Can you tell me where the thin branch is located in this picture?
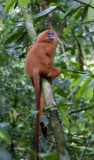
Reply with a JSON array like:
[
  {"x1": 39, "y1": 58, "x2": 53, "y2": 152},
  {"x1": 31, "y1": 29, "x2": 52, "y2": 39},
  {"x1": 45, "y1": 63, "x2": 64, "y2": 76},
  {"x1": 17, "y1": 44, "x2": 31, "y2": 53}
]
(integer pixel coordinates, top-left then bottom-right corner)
[
  {"x1": 71, "y1": 29, "x2": 84, "y2": 71},
  {"x1": 58, "y1": 6, "x2": 65, "y2": 12},
  {"x1": 69, "y1": 106, "x2": 93, "y2": 115},
  {"x1": 17, "y1": 31, "x2": 27, "y2": 42},
  {"x1": 74, "y1": 0, "x2": 94, "y2": 9},
  {"x1": 58, "y1": 38, "x2": 74, "y2": 103},
  {"x1": 68, "y1": 20, "x2": 94, "y2": 26},
  {"x1": 58, "y1": 38, "x2": 69, "y2": 69},
  {"x1": 48, "y1": 138, "x2": 55, "y2": 152}
]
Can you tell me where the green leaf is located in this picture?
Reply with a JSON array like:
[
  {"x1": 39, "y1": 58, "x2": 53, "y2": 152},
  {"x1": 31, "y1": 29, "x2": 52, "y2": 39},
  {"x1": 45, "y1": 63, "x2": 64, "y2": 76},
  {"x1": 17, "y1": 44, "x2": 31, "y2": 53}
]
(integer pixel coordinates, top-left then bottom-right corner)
[
  {"x1": 35, "y1": 6, "x2": 57, "y2": 18},
  {"x1": 83, "y1": 87, "x2": 93, "y2": 100},
  {"x1": 67, "y1": 76, "x2": 85, "y2": 98},
  {"x1": 76, "y1": 76, "x2": 92, "y2": 99},
  {"x1": 87, "y1": 0, "x2": 94, "y2": 20},
  {"x1": 81, "y1": 79, "x2": 94, "y2": 95},
  {"x1": 5, "y1": 0, "x2": 16, "y2": 13},
  {"x1": 13, "y1": 109, "x2": 17, "y2": 121},
  {"x1": 17, "y1": 123, "x2": 24, "y2": 128},
  {"x1": 70, "y1": 78, "x2": 81, "y2": 88},
  {"x1": 17, "y1": 111, "x2": 39, "y2": 128},
  {"x1": 63, "y1": 8, "x2": 81, "y2": 36},
  {"x1": 62, "y1": 7, "x2": 73, "y2": 19},
  {"x1": 60, "y1": 107, "x2": 69, "y2": 128},
  {"x1": 18, "y1": 0, "x2": 29, "y2": 8},
  {"x1": 0, "y1": 128, "x2": 9, "y2": 142},
  {"x1": 39, "y1": 152, "x2": 58, "y2": 160},
  {"x1": 5, "y1": 30, "x2": 24, "y2": 44}
]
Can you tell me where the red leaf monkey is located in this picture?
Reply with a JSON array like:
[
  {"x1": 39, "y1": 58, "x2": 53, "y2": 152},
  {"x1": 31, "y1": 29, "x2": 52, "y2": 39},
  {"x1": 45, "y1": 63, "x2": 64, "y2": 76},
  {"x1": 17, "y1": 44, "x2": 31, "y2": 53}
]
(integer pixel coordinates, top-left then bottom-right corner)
[{"x1": 25, "y1": 29, "x2": 60, "y2": 160}]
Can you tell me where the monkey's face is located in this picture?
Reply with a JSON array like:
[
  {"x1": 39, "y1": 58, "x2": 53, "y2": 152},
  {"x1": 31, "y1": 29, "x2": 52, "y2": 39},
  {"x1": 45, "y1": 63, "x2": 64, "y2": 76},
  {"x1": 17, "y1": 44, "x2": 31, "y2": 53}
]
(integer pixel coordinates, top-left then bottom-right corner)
[
  {"x1": 46, "y1": 32, "x2": 55, "y2": 41},
  {"x1": 37, "y1": 29, "x2": 58, "y2": 44}
]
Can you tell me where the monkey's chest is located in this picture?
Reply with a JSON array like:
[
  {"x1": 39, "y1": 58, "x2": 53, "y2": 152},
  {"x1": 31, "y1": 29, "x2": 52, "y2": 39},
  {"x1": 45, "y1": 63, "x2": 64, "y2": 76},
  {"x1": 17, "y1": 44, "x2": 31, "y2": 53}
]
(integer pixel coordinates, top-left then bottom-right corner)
[{"x1": 31, "y1": 43, "x2": 55, "y2": 65}]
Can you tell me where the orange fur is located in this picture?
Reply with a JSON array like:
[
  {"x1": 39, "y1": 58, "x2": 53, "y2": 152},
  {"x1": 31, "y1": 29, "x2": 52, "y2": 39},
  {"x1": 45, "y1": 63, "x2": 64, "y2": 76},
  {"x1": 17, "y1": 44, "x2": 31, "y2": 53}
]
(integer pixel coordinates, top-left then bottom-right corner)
[{"x1": 25, "y1": 29, "x2": 60, "y2": 160}]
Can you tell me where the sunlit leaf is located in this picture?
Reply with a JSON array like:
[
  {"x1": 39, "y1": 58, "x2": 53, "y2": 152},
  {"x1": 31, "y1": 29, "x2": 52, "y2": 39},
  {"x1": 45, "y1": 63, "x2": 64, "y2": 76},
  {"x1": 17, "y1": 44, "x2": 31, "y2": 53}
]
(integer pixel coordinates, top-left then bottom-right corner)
[
  {"x1": 62, "y1": 7, "x2": 73, "y2": 19},
  {"x1": 87, "y1": 0, "x2": 94, "y2": 20},
  {"x1": 76, "y1": 76, "x2": 92, "y2": 99},
  {"x1": 9, "y1": 111, "x2": 12, "y2": 120},
  {"x1": 67, "y1": 76, "x2": 85, "y2": 98},
  {"x1": 83, "y1": 87, "x2": 93, "y2": 100},
  {"x1": 18, "y1": 0, "x2": 29, "y2": 8},
  {"x1": 17, "y1": 123, "x2": 24, "y2": 128},
  {"x1": 60, "y1": 107, "x2": 69, "y2": 127},
  {"x1": 5, "y1": 0, "x2": 16, "y2": 13},
  {"x1": 0, "y1": 128, "x2": 9, "y2": 142},
  {"x1": 35, "y1": 6, "x2": 57, "y2": 18},
  {"x1": 63, "y1": 8, "x2": 81, "y2": 36},
  {"x1": 39, "y1": 152, "x2": 58, "y2": 160},
  {"x1": 5, "y1": 31, "x2": 24, "y2": 44},
  {"x1": 70, "y1": 78, "x2": 81, "y2": 88},
  {"x1": 13, "y1": 109, "x2": 17, "y2": 121}
]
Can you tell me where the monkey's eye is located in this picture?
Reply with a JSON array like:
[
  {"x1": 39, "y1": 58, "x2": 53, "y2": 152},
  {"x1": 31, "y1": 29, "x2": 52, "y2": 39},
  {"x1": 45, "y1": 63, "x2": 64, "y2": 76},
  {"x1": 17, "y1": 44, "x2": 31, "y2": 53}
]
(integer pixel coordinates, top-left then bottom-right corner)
[
  {"x1": 52, "y1": 33, "x2": 55, "y2": 36},
  {"x1": 47, "y1": 32, "x2": 55, "y2": 38}
]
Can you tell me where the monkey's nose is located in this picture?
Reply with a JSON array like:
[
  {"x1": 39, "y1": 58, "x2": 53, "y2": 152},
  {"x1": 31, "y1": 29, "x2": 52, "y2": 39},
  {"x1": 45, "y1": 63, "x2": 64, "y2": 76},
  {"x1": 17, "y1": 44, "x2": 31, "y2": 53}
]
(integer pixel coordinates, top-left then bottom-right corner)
[{"x1": 50, "y1": 37, "x2": 54, "y2": 40}]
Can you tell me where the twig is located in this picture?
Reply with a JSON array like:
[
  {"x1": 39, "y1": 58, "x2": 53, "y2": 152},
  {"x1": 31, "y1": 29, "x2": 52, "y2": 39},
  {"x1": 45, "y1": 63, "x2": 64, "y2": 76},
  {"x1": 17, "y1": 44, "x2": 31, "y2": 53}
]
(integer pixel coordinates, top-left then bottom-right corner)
[
  {"x1": 68, "y1": 20, "x2": 94, "y2": 26},
  {"x1": 69, "y1": 106, "x2": 93, "y2": 115},
  {"x1": 71, "y1": 29, "x2": 84, "y2": 71},
  {"x1": 48, "y1": 138, "x2": 55, "y2": 152},
  {"x1": 58, "y1": 38, "x2": 69, "y2": 69},
  {"x1": 58, "y1": 38, "x2": 74, "y2": 103},
  {"x1": 74, "y1": 0, "x2": 94, "y2": 9},
  {"x1": 17, "y1": 31, "x2": 27, "y2": 42}
]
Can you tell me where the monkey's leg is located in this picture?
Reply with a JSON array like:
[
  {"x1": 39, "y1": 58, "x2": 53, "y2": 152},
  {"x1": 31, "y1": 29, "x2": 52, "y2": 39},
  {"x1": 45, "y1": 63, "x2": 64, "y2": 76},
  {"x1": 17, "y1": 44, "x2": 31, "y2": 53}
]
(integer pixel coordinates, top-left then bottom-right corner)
[
  {"x1": 48, "y1": 66, "x2": 60, "y2": 79},
  {"x1": 30, "y1": 76, "x2": 34, "y2": 86},
  {"x1": 41, "y1": 66, "x2": 60, "y2": 79}
]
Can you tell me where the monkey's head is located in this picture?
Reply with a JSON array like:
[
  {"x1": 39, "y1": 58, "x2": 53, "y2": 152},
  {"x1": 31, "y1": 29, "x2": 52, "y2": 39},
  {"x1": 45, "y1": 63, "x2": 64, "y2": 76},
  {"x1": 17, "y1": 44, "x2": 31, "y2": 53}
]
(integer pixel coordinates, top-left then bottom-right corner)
[{"x1": 37, "y1": 29, "x2": 58, "y2": 44}]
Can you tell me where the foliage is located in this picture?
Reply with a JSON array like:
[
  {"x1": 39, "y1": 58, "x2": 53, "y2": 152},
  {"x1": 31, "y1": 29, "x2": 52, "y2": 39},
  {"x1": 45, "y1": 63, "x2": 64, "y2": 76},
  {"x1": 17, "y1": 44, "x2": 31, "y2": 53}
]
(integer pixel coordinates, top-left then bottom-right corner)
[{"x1": 0, "y1": 0, "x2": 94, "y2": 160}]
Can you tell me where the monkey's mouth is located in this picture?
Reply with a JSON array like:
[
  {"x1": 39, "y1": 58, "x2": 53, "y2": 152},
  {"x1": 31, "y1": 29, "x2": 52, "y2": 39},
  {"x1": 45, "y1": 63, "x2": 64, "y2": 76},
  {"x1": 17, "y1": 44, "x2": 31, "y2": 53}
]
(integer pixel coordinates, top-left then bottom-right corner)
[
  {"x1": 50, "y1": 37, "x2": 54, "y2": 40},
  {"x1": 48, "y1": 37, "x2": 54, "y2": 41}
]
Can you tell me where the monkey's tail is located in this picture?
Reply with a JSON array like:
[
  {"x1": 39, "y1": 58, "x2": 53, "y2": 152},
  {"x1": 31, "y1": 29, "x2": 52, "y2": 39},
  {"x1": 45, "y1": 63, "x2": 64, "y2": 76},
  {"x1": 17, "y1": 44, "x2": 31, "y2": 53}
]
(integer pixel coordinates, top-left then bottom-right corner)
[{"x1": 33, "y1": 70, "x2": 40, "y2": 160}]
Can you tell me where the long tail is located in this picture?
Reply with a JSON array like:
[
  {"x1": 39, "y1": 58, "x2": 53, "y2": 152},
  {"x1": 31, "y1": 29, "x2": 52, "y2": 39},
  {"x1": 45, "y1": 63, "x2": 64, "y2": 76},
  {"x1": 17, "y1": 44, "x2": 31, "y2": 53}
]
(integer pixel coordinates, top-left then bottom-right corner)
[{"x1": 33, "y1": 70, "x2": 40, "y2": 160}]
